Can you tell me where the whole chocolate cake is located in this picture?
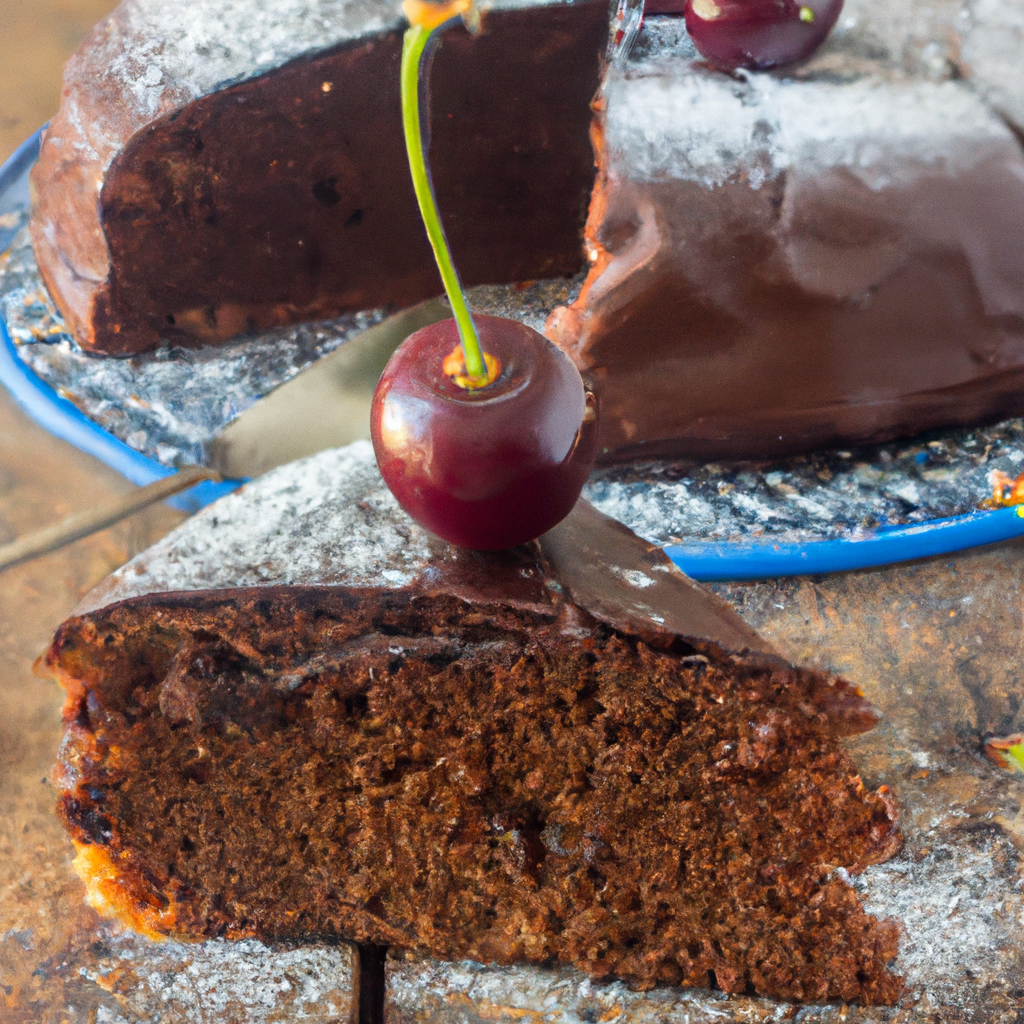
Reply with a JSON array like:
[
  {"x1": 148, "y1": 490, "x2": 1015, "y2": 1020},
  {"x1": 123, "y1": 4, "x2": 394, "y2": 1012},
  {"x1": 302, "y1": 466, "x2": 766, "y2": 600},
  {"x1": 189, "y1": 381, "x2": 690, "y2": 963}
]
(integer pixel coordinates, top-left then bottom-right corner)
[
  {"x1": 27, "y1": 0, "x2": 1024, "y2": 462},
  {"x1": 43, "y1": 442, "x2": 903, "y2": 1004}
]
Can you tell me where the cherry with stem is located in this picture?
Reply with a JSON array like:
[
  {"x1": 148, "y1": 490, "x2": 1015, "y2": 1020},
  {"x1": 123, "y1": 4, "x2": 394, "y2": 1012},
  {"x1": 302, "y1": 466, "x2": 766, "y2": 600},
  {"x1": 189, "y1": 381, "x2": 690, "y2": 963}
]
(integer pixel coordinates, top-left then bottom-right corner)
[{"x1": 371, "y1": 0, "x2": 598, "y2": 551}]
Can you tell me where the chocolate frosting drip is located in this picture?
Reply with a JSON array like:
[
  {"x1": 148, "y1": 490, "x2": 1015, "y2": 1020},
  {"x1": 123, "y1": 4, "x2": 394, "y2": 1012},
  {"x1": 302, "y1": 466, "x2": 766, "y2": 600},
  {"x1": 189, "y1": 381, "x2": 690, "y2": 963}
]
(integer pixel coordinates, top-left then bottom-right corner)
[{"x1": 540, "y1": 499, "x2": 775, "y2": 656}]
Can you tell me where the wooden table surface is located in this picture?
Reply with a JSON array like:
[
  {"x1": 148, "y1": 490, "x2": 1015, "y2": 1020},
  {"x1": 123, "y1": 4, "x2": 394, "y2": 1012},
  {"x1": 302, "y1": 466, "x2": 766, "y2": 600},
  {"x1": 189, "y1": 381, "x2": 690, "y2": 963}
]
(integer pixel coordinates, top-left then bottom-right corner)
[
  {"x1": 1, "y1": 4, "x2": 188, "y2": 1019},
  {"x1": 1, "y1": 3, "x2": 1023, "y2": 1022},
  {"x1": 0, "y1": 0, "x2": 118, "y2": 165}
]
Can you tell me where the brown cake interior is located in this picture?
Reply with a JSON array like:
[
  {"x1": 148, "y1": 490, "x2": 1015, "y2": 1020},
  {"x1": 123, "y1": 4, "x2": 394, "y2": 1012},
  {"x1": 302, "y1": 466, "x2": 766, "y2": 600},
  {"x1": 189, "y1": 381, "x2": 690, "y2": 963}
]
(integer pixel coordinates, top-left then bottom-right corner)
[
  {"x1": 32, "y1": 2, "x2": 606, "y2": 355},
  {"x1": 48, "y1": 585, "x2": 901, "y2": 1004}
]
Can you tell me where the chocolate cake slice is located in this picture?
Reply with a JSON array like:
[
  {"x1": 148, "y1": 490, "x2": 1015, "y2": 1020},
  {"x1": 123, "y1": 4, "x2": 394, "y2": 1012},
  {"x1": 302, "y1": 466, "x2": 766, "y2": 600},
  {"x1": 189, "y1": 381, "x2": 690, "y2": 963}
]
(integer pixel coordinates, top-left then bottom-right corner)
[
  {"x1": 545, "y1": 10, "x2": 1024, "y2": 461},
  {"x1": 43, "y1": 442, "x2": 902, "y2": 1004}
]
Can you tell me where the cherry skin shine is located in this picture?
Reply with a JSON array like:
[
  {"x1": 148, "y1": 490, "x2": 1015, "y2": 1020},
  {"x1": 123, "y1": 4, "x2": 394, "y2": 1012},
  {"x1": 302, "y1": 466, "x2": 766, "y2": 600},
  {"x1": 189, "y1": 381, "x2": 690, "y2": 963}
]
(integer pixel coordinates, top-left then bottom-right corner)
[
  {"x1": 644, "y1": 0, "x2": 844, "y2": 71},
  {"x1": 371, "y1": 315, "x2": 598, "y2": 550},
  {"x1": 683, "y1": 0, "x2": 844, "y2": 70}
]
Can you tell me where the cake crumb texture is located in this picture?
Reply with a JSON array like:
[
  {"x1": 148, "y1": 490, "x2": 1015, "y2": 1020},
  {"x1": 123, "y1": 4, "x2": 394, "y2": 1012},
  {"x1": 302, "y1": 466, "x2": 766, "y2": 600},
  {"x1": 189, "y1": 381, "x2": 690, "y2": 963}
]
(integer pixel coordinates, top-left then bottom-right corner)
[{"x1": 48, "y1": 585, "x2": 901, "y2": 1003}]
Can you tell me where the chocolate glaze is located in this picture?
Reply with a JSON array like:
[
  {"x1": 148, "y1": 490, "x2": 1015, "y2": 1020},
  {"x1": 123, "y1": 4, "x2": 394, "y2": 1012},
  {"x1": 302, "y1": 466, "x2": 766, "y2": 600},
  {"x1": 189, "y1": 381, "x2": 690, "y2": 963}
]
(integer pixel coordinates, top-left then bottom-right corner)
[
  {"x1": 70, "y1": 442, "x2": 774, "y2": 659},
  {"x1": 540, "y1": 499, "x2": 776, "y2": 656},
  {"x1": 31, "y1": 1, "x2": 607, "y2": 355},
  {"x1": 542, "y1": 502, "x2": 883, "y2": 735},
  {"x1": 549, "y1": 103, "x2": 1024, "y2": 462}
]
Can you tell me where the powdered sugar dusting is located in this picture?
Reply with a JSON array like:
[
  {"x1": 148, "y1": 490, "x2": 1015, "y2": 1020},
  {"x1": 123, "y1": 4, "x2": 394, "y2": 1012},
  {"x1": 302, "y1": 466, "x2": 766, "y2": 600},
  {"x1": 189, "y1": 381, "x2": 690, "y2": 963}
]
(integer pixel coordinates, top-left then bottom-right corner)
[
  {"x1": 82, "y1": 934, "x2": 352, "y2": 1022},
  {"x1": 610, "y1": 0, "x2": 1024, "y2": 191},
  {"x1": 98, "y1": 0, "x2": 396, "y2": 120},
  {"x1": 41, "y1": 0, "x2": 578, "y2": 204},
  {"x1": 960, "y1": 0, "x2": 1024, "y2": 134},
  {"x1": 854, "y1": 836, "x2": 1024, "y2": 1008},
  {"x1": 86, "y1": 0, "x2": 577, "y2": 122},
  {"x1": 607, "y1": 66, "x2": 1014, "y2": 188},
  {"x1": 76, "y1": 442, "x2": 434, "y2": 614}
]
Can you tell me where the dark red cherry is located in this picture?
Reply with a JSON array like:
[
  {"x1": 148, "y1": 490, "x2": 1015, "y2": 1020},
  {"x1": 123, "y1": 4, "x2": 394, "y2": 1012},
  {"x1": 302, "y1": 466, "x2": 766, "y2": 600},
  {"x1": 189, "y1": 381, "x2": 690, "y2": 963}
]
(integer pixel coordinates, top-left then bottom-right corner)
[
  {"x1": 647, "y1": 0, "x2": 844, "y2": 71},
  {"x1": 371, "y1": 315, "x2": 598, "y2": 551}
]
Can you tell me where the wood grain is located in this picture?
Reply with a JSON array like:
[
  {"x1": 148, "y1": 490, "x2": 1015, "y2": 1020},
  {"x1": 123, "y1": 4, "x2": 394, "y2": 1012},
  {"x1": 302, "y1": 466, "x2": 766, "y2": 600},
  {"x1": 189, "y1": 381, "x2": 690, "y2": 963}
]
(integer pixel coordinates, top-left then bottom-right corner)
[{"x1": 0, "y1": 0, "x2": 117, "y2": 163}]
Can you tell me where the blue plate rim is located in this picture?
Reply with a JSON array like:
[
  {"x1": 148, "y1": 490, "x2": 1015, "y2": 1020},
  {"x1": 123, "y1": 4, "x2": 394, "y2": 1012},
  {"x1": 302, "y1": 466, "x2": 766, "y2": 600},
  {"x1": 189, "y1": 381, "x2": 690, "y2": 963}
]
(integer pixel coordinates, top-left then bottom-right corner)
[{"x1": 0, "y1": 129, "x2": 240, "y2": 513}]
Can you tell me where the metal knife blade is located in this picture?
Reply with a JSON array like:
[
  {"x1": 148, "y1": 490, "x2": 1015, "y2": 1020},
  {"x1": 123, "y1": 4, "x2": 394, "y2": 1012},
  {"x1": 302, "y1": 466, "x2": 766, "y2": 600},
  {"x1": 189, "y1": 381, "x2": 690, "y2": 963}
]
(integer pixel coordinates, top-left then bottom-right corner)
[{"x1": 208, "y1": 298, "x2": 449, "y2": 479}]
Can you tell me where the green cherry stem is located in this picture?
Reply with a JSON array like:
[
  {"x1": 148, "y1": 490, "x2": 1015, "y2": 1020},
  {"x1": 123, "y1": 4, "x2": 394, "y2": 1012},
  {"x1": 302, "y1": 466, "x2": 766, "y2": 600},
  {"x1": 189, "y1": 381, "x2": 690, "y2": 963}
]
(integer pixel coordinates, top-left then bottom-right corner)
[{"x1": 401, "y1": 18, "x2": 488, "y2": 387}]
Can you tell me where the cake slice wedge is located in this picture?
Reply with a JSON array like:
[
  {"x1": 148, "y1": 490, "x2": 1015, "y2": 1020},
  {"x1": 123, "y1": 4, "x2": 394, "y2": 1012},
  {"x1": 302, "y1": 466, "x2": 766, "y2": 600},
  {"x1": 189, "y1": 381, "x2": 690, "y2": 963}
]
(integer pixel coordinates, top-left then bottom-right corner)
[{"x1": 43, "y1": 442, "x2": 902, "y2": 1003}]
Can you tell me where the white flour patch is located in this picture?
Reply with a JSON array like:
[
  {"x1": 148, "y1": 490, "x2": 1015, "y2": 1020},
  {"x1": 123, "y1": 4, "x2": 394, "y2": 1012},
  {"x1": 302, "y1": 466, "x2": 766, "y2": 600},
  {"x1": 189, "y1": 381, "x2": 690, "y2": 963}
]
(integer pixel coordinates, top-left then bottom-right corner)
[
  {"x1": 77, "y1": 442, "x2": 434, "y2": 613},
  {"x1": 84, "y1": 934, "x2": 352, "y2": 1022},
  {"x1": 854, "y1": 830, "x2": 1024, "y2": 1005},
  {"x1": 607, "y1": 68, "x2": 1013, "y2": 188}
]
